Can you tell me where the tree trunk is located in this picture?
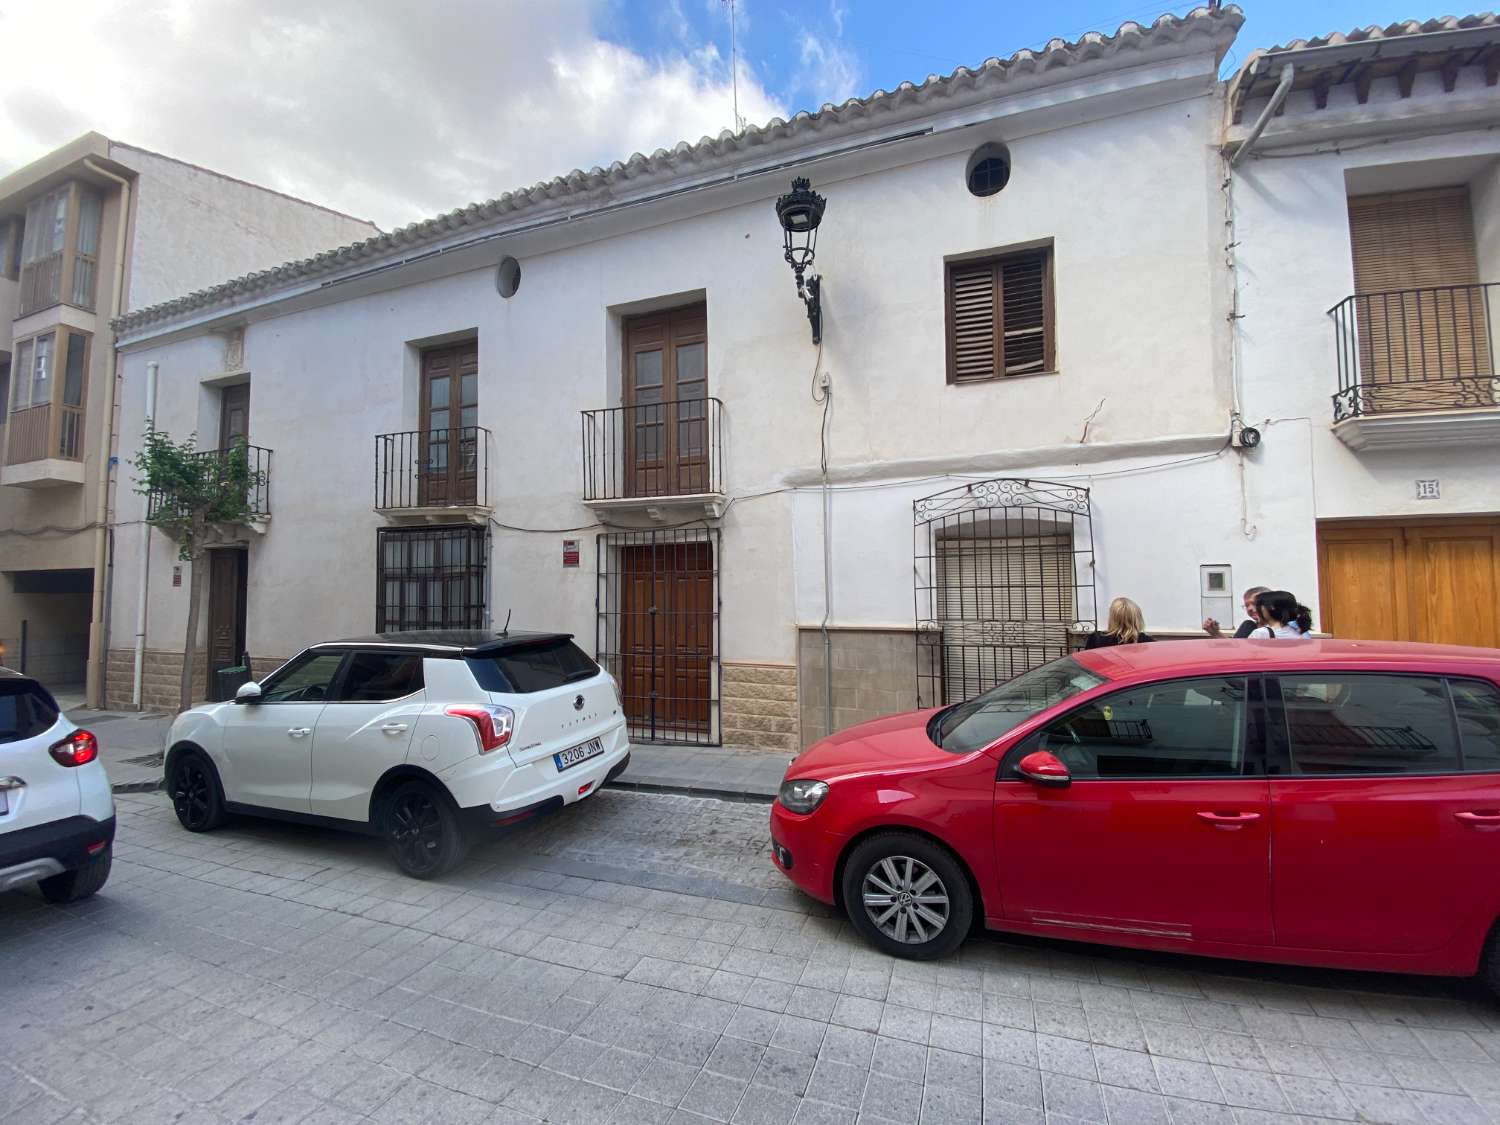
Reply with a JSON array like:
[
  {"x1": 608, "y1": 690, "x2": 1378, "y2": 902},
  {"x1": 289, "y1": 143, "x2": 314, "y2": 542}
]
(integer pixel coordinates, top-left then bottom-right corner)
[{"x1": 180, "y1": 549, "x2": 205, "y2": 713}]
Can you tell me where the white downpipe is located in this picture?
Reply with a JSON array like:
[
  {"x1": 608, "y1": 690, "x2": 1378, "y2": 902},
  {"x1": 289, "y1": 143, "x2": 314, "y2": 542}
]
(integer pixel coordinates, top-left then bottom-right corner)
[
  {"x1": 131, "y1": 361, "x2": 158, "y2": 709},
  {"x1": 1230, "y1": 64, "x2": 1294, "y2": 167}
]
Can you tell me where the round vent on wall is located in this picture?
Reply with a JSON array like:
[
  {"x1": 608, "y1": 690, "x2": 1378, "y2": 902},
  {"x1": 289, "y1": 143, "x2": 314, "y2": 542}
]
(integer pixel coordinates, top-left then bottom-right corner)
[
  {"x1": 496, "y1": 256, "x2": 522, "y2": 298},
  {"x1": 966, "y1": 143, "x2": 1011, "y2": 198}
]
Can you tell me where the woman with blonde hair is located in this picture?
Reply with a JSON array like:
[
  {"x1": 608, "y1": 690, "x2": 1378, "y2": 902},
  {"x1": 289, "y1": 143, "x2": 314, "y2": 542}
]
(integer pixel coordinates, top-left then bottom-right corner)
[{"x1": 1085, "y1": 597, "x2": 1156, "y2": 648}]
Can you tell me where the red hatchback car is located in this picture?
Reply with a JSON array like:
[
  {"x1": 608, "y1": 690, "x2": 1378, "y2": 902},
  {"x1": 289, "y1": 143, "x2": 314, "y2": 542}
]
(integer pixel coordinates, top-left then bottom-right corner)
[{"x1": 770, "y1": 640, "x2": 1500, "y2": 991}]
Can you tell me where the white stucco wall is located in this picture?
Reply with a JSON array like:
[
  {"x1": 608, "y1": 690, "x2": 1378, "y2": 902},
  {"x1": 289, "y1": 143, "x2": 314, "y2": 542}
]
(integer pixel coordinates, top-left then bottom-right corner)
[
  {"x1": 1233, "y1": 121, "x2": 1500, "y2": 544},
  {"x1": 110, "y1": 46, "x2": 1238, "y2": 679},
  {"x1": 111, "y1": 143, "x2": 378, "y2": 313}
]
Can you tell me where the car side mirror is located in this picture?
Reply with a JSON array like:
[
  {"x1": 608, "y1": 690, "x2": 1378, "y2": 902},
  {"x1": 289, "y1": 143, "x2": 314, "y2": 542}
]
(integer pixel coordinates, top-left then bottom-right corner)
[
  {"x1": 1016, "y1": 750, "x2": 1071, "y2": 788},
  {"x1": 235, "y1": 682, "x2": 263, "y2": 704}
]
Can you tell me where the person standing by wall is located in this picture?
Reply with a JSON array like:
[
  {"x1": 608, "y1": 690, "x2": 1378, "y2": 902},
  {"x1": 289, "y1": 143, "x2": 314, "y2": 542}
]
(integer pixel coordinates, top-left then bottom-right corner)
[
  {"x1": 1247, "y1": 590, "x2": 1314, "y2": 639},
  {"x1": 1203, "y1": 586, "x2": 1270, "y2": 639},
  {"x1": 1086, "y1": 597, "x2": 1156, "y2": 648}
]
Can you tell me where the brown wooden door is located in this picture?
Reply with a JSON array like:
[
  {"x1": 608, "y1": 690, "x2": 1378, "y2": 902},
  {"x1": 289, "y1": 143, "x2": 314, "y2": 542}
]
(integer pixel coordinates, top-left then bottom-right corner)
[
  {"x1": 206, "y1": 548, "x2": 248, "y2": 699},
  {"x1": 624, "y1": 304, "x2": 707, "y2": 497},
  {"x1": 1318, "y1": 519, "x2": 1500, "y2": 647},
  {"x1": 617, "y1": 541, "x2": 713, "y2": 735},
  {"x1": 220, "y1": 384, "x2": 250, "y2": 448},
  {"x1": 419, "y1": 344, "x2": 479, "y2": 505},
  {"x1": 1347, "y1": 188, "x2": 1491, "y2": 411}
]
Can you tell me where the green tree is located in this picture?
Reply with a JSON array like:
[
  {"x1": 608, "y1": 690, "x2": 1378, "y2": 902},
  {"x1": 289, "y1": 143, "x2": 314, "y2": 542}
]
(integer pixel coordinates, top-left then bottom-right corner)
[{"x1": 133, "y1": 430, "x2": 264, "y2": 713}]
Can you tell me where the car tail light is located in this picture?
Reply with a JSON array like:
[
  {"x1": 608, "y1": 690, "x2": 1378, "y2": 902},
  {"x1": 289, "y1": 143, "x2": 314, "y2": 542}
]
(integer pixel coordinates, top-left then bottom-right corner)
[
  {"x1": 446, "y1": 705, "x2": 514, "y2": 754},
  {"x1": 50, "y1": 729, "x2": 98, "y2": 767}
]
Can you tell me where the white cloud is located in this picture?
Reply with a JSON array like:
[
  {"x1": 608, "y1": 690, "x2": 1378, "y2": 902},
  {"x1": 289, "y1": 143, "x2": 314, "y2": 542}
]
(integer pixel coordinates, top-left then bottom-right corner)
[
  {"x1": 0, "y1": 0, "x2": 787, "y2": 229},
  {"x1": 798, "y1": 32, "x2": 861, "y2": 106}
]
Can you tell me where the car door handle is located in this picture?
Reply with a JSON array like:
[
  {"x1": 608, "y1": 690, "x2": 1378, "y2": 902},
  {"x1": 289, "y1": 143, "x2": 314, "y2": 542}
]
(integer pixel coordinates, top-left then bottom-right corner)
[
  {"x1": 381, "y1": 723, "x2": 409, "y2": 735},
  {"x1": 1455, "y1": 811, "x2": 1500, "y2": 830},
  {"x1": 287, "y1": 727, "x2": 312, "y2": 738},
  {"x1": 1197, "y1": 811, "x2": 1261, "y2": 830}
]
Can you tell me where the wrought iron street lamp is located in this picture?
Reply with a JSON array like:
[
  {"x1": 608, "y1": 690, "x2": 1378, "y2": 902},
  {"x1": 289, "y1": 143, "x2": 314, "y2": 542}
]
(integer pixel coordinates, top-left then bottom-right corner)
[{"x1": 775, "y1": 177, "x2": 825, "y2": 345}]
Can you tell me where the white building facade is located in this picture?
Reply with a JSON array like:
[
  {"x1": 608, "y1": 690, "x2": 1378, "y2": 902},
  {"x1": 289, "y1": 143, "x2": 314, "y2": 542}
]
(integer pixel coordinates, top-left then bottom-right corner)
[
  {"x1": 1228, "y1": 15, "x2": 1500, "y2": 650},
  {"x1": 107, "y1": 8, "x2": 1270, "y2": 747},
  {"x1": 0, "y1": 134, "x2": 377, "y2": 703}
]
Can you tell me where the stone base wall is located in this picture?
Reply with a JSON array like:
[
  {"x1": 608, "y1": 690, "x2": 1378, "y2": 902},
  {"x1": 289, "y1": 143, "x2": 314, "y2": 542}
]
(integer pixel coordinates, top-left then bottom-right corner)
[
  {"x1": 720, "y1": 662, "x2": 798, "y2": 752},
  {"x1": 798, "y1": 628, "x2": 926, "y2": 748},
  {"x1": 104, "y1": 649, "x2": 292, "y2": 712}
]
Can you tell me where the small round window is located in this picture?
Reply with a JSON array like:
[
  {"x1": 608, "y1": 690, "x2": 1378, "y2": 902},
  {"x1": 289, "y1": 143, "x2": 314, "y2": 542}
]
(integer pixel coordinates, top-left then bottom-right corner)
[
  {"x1": 496, "y1": 256, "x2": 522, "y2": 298},
  {"x1": 966, "y1": 143, "x2": 1011, "y2": 198}
]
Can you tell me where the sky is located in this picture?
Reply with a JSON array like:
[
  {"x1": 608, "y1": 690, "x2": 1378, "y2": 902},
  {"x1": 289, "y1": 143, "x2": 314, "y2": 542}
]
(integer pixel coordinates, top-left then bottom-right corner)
[{"x1": 0, "y1": 0, "x2": 1480, "y2": 230}]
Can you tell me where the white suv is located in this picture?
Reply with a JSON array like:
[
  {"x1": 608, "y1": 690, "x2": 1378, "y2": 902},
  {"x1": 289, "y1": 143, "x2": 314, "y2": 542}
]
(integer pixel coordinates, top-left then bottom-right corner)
[
  {"x1": 0, "y1": 669, "x2": 115, "y2": 901},
  {"x1": 164, "y1": 630, "x2": 630, "y2": 877}
]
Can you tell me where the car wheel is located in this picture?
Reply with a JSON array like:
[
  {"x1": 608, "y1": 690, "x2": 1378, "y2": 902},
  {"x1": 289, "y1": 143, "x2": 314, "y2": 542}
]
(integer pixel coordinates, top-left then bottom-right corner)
[
  {"x1": 840, "y1": 832, "x2": 973, "y2": 960},
  {"x1": 168, "y1": 751, "x2": 227, "y2": 832},
  {"x1": 38, "y1": 844, "x2": 112, "y2": 904},
  {"x1": 384, "y1": 781, "x2": 467, "y2": 879}
]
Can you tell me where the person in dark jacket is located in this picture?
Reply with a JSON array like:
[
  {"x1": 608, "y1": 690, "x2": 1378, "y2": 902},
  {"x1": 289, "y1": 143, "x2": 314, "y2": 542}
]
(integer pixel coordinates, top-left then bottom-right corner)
[
  {"x1": 1203, "y1": 585, "x2": 1270, "y2": 639},
  {"x1": 1086, "y1": 597, "x2": 1155, "y2": 648}
]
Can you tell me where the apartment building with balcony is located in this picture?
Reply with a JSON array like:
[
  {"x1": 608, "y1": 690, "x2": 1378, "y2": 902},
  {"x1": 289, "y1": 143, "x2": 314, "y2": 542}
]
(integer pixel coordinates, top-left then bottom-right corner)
[
  {"x1": 1228, "y1": 15, "x2": 1500, "y2": 649},
  {"x1": 0, "y1": 134, "x2": 376, "y2": 701},
  {"x1": 108, "y1": 6, "x2": 1266, "y2": 743}
]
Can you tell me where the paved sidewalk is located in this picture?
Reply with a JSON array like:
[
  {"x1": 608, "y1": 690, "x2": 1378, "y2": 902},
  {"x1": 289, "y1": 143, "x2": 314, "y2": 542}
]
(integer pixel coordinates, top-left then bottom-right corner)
[{"x1": 68, "y1": 708, "x2": 792, "y2": 800}]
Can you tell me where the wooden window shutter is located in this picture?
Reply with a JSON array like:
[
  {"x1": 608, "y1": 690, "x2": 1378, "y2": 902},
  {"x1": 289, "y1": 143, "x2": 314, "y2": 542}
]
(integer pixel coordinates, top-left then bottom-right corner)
[
  {"x1": 946, "y1": 247, "x2": 1053, "y2": 383},
  {"x1": 1347, "y1": 188, "x2": 1490, "y2": 409}
]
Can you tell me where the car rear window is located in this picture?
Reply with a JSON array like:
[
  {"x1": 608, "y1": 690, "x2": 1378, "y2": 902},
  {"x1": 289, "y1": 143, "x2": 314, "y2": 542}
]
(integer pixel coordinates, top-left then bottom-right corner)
[
  {"x1": 467, "y1": 639, "x2": 600, "y2": 694},
  {"x1": 0, "y1": 680, "x2": 60, "y2": 743}
]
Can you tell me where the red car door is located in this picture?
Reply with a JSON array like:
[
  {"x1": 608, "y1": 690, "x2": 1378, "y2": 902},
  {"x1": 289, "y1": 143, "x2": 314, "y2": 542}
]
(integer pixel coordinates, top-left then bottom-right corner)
[
  {"x1": 994, "y1": 675, "x2": 1274, "y2": 948},
  {"x1": 1268, "y1": 672, "x2": 1500, "y2": 959}
]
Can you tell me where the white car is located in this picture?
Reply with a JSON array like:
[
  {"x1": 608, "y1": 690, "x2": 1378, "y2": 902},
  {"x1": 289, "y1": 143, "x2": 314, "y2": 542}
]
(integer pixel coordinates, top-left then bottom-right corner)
[
  {"x1": 0, "y1": 669, "x2": 115, "y2": 901},
  {"x1": 164, "y1": 630, "x2": 631, "y2": 877}
]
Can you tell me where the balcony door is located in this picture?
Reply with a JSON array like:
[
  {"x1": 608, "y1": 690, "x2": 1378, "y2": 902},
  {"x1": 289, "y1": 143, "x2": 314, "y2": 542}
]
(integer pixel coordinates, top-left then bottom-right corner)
[
  {"x1": 220, "y1": 384, "x2": 249, "y2": 447},
  {"x1": 1348, "y1": 188, "x2": 1493, "y2": 412},
  {"x1": 419, "y1": 344, "x2": 478, "y2": 507},
  {"x1": 624, "y1": 304, "x2": 707, "y2": 498}
]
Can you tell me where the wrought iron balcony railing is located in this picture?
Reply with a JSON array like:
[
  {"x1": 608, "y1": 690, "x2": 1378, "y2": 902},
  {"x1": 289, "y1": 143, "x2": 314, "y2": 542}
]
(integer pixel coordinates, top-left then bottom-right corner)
[
  {"x1": 146, "y1": 443, "x2": 272, "y2": 522},
  {"x1": 375, "y1": 426, "x2": 491, "y2": 511},
  {"x1": 581, "y1": 398, "x2": 723, "y2": 502},
  {"x1": 1329, "y1": 283, "x2": 1499, "y2": 421}
]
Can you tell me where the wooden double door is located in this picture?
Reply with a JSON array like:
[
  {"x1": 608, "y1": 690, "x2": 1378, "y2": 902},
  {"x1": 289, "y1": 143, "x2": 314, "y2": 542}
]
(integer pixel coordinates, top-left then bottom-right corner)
[
  {"x1": 419, "y1": 344, "x2": 479, "y2": 505},
  {"x1": 1318, "y1": 518, "x2": 1500, "y2": 648},
  {"x1": 206, "y1": 548, "x2": 248, "y2": 700},
  {"x1": 624, "y1": 305, "x2": 709, "y2": 497},
  {"x1": 616, "y1": 539, "x2": 714, "y2": 738}
]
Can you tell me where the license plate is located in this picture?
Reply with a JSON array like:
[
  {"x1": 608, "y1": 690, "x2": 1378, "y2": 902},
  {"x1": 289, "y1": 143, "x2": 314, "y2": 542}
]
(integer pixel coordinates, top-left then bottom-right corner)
[{"x1": 554, "y1": 737, "x2": 605, "y2": 772}]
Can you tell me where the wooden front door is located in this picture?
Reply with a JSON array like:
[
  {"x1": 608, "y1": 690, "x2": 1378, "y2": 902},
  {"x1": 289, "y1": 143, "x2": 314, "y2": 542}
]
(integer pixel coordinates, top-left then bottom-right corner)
[
  {"x1": 617, "y1": 540, "x2": 714, "y2": 737},
  {"x1": 1318, "y1": 518, "x2": 1500, "y2": 647},
  {"x1": 205, "y1": 548, "x2": 248, "y2": 700},
  {"x1": 624, "y1": 304, "x2": 708, "y2": 497},
  {"x1": 419, "y1": 344, "x2": 479, "y2": 506},
  {"x1": 220, "y1": 384, "x2": 250, "y2": 448}
]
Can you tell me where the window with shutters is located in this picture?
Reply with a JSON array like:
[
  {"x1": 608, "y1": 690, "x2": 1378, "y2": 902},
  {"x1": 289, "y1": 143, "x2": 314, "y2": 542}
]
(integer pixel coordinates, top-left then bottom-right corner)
[{"x1": 945, "y1": 245, "x2": 1055, "y2": 384}]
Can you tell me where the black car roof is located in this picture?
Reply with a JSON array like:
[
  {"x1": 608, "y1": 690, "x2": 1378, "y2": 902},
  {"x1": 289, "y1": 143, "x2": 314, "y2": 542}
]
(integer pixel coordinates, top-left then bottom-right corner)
[{"x1": 309, "y1": 630, "x2": 574, "y2": 657}]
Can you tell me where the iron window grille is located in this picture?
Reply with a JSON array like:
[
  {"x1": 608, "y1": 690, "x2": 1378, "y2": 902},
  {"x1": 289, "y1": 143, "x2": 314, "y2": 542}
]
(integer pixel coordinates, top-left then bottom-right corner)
[
  {"x1": 376, "y1": 524, "x2": 489, "y2": 632},
  {"x1": 914, "y1": 478, "x2": 1097, "y2": 708},
  {"x1": 596, "y1": 527, "x2": 721, "y2": 746}
]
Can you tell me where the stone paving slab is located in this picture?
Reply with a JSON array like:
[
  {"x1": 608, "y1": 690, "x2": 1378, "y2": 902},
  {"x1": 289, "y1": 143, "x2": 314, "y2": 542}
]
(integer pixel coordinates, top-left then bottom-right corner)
[{"x1": 4, "y1": 788, "x2": 1500, "y2": 1125}]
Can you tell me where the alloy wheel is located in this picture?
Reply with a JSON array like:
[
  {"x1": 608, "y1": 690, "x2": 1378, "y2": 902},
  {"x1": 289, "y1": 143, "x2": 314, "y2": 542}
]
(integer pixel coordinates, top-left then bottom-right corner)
[
  {"x1": 389, "y1": 792, "x2": 443, "y2": 874},
  {"x1": 861, "y1": 855, "x2": 951, "y2": 944},
  {"x1": 172, "y1": 761, "x2": 213, "y2": 830}
]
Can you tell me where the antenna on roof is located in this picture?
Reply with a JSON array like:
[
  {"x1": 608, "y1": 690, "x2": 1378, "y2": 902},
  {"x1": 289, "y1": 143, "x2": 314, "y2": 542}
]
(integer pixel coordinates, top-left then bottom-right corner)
[
  {"x1": 721, "y1": 0, "x2": 745, "y2": 132},
  {"x1": 500, "y1": 609, "x2": 511, "y2": 636}
]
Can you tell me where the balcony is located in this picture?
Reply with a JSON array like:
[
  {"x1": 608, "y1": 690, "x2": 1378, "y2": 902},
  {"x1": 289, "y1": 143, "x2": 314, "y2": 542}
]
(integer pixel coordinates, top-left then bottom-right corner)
[
  {"x1": 375, "y1": 427, "x2": 492, "y2": 524},
  {"x1": 1329, "y1": 283, "x2": 1500, "y2": 451},
  {"x1": 146, "y1": 444, "x2": 272, "y2": 541},
  {"x1": 581, "y1": 398, "x2": 725, "y2": 520},
  {"x1": 3, "y1": 403, "x2": 85, "y2": 488}
]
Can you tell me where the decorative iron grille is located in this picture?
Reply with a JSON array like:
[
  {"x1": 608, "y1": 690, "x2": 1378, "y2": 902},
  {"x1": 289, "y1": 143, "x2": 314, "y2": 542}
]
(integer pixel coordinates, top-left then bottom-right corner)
[
  {"x1": 596, "y1": 527, "x2": 721, "y2": 746},
  {"x1": 581, "y1": 399, "x2": 724, "y2": 501},
  {"x1": 376, "y1": 525, "x2": 489, "y2": 632},
  {"x1": 914, "y1": 478, "x2": 1096, "y2": 707},
  {"x1": 375, "y1": 426, "x2": 491, "y2": 510}
]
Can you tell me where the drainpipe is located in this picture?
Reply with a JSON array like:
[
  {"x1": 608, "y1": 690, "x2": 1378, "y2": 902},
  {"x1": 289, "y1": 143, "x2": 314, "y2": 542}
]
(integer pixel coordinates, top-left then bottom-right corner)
[
  {"x1": 131, "y1": 361, "x2": 158, "y2": 709},
  {"x1": 1231, "y1": 64, "x2": 1294, "y2": 167},
  {"x1": 818, "y1": 379, "x2": 834, "y2": 740},
  {"x1": 82, "y1": 157, "x2": 132, "y2": 709}
]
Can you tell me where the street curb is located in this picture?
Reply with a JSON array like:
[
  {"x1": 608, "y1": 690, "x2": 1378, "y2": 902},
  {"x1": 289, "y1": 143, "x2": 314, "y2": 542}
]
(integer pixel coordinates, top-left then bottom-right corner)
[
  {"x1": 112, "y1": 779, "x2": 164, "y2": 794},
  {"x1": 604, "y1": 778, "x2": 775, "y2": 804}
]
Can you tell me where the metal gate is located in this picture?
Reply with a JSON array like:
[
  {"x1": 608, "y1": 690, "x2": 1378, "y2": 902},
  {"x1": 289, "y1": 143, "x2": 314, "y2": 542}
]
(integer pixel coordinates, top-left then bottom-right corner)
[
  {"x1": 914, "y1": 478, "x2": 1096, "y2": 707},
  {"x1": 596, "y1": 527, "x2": 721, "y2": 745}
]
